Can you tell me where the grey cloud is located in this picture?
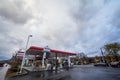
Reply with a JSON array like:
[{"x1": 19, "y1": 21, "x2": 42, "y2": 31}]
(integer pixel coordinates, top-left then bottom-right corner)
[
  {"x1": 71, "y1": 0, "x2": 105, "y2": 22},
  {"x1": 38, "y1": 0, "x2": 120, "y2": 56},
  {"x1": 111, "y1": 9, "x2": 120, "y2": 28},
  {"x1": 0, "y1": 33, "x2": 25, "y2": 59},
  {"x1": 0, "y1": 19, "x2": 26, "y2": 59},
  {"x1": 0, "y1": 0, "x2": 32, "y2": 24},
  {"x1": 0, "y1": 0, "x2": 120, "y2": 59}
]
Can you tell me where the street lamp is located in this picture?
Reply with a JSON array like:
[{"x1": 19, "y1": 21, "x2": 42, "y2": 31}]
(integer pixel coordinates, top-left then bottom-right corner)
[{"x1": 20, "y1": 35, "x2": 32, "y2": 73}]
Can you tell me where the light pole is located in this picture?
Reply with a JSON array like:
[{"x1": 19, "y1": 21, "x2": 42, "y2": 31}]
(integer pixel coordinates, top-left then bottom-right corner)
[{"x1": 20, "y1": 35, "x2": 32, "y2": 73}]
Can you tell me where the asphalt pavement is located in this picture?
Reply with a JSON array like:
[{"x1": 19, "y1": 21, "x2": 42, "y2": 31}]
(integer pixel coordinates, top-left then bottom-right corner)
[
  {"x1": 6, "y1": 65, "x2": 120, "y2": 80},
  {"x1": 65, "y1": 65, "x2": 120, "y2": 80}
]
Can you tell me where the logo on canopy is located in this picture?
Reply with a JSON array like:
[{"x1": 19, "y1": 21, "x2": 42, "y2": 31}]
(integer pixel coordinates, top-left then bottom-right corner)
[{"x1": 44, "y1": 46, "x2": 50, "y2": 52}]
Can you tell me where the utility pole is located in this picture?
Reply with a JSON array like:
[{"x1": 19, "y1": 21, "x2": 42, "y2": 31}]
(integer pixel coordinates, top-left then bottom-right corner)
[{"x1": 100, "y1": 48, "x2": 105, "y2": 62}]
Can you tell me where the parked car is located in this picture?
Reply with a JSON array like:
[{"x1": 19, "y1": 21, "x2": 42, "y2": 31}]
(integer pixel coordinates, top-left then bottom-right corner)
[
  {"x1": 77, "y1": 61, "x2": 81, "y2": 65},
  {"x1": 110, "y1": 62, "x2": 120, "y2": 68},
  {"x1": 94, "y1": 62, "x2": 108, "y2": 67},
  {"x1": 0, "y1": 62, "x2": 4, "y2": 67},
  {"x1": 74, "y1": 61, "x2": 81, "y2": 65}
]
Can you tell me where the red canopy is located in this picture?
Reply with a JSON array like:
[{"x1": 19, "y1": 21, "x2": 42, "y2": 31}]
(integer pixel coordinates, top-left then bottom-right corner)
[
  {"x1": 28, "y1": 46, "x2": 76, "y2": 55},
  {"x1": 29, "y1": 46, "x2": 44, "y2": 51}
]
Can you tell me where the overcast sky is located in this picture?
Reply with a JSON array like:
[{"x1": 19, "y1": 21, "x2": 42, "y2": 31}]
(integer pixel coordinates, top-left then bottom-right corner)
[{"x1": 0, "y1": 0, "x2": 120, "y2": 59}]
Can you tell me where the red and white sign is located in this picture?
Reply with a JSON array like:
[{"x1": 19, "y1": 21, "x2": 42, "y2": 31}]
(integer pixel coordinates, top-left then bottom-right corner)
[{"x1": 16, "y1": 51, "x2": 25, "y2": 59}]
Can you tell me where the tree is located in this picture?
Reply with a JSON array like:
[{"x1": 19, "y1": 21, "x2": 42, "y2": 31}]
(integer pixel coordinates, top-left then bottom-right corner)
[
  {"x1": 104, "y1": 42, "x2": 120, "y2": 62},
  {"x1": 77, "y1": 52, "x2": 88, "y2": 64},
  {"x1": 104, "y1": 42, "x2": 120, "y2": 54}
]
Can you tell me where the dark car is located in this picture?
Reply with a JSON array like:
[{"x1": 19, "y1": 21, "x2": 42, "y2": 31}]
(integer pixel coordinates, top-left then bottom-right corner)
[
  {"x1": 0, "y1": 62, "x2": 4, "y2": 67},
  {"x1": 94, "y1": 62, "x2": 108, "y2": 67},
  {"x1": 77, "y1": 61, "x2": 81, "y2": 65},
  {"x1": 110, "y1": 62, "x2": 120, "y2": 68}
]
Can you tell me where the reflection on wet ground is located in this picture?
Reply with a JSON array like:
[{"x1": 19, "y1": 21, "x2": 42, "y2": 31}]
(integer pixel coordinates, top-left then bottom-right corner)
[
  {"x1": 6, "y1": 65, "x2": 120, "y2": 80},
  {"x1": 65, "y1": 65, "x2": 120, "y2": 80},
  {"x1": 7, "y1": 70, "x2": 64, "y2": 80}
]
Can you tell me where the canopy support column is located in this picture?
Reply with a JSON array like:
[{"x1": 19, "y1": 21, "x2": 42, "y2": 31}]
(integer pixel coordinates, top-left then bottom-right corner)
[
  {"x1": 68, "y1": 56, "x2": 71, "y2": 67},
  {"x1": 42, "y1": 46, "x2": 50, "y2": 69},
  {"x1": 42, "y1": 52, "x2": 46, "y2": 68}
]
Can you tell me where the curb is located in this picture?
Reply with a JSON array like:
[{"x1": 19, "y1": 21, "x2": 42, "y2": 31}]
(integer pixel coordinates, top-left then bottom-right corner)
[{"x1": 5, "y1": 69, "x2": 28, "y2": 79}]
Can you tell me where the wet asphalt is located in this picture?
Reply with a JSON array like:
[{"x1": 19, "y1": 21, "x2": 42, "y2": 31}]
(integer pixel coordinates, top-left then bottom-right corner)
[
  {"x1": 6, "y1": 65, "x2": 120, "y2": 80},
  {"x1": 65, "y1": 65, "x2": 120, "y2": 80}
]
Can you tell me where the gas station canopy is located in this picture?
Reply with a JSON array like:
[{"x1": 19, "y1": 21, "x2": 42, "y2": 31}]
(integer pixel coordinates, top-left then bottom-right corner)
[{"x1": 27, "y1": 46, "x2": 76, "y2": 55}]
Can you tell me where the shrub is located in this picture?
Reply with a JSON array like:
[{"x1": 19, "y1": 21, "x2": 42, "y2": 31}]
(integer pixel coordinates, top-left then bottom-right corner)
[{"x1": 10, "y1": 65, "x2": 19, "y2": 72}]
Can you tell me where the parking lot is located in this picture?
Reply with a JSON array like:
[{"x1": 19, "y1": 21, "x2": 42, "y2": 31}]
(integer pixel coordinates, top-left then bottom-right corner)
[
  {"x1": 6, "y1": 65, "x2": 120, "y2": 80},
  {"x1": 65, "y1": 65, "x2": 120, "y2": 80}
]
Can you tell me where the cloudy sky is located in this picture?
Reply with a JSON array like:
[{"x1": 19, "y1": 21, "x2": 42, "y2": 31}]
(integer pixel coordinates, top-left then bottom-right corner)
[{"x1": 0, "y1": 0, "x2": 120, "y2": 59}]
